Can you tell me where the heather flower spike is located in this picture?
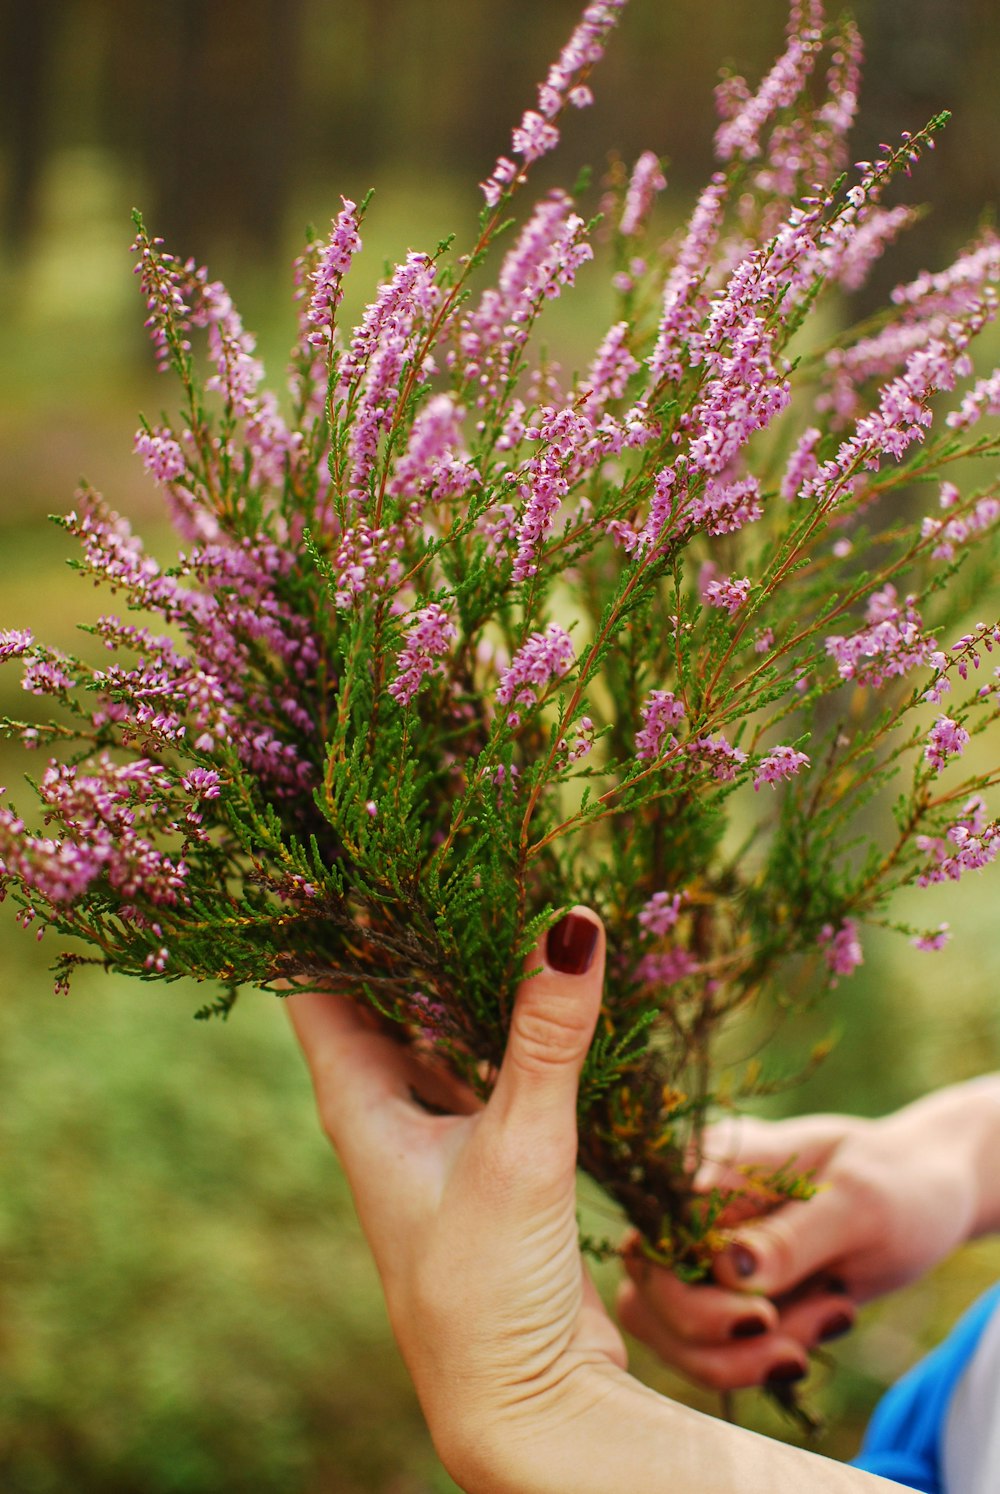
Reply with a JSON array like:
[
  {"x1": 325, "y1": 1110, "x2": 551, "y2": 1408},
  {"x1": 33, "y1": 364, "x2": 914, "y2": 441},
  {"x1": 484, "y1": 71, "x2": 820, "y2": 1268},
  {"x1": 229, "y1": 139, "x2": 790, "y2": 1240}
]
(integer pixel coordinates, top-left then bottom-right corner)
[{"x1": 6, "y1": 0, "x2": 1000, "y2": 1290}]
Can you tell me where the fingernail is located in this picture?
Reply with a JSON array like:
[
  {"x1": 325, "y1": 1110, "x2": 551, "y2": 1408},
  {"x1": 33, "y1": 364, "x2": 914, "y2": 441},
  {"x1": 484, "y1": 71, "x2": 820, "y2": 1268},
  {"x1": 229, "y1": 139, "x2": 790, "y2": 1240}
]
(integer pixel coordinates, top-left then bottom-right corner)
[
  {"x1": 727, "y1": 1243, "x2": 758, "y2": 1279},
  {"x1": 731, "y1": 1316, "x2": 768, "y2": 1340},
  {"x1": 546, "y1": 913, "x2": 599, "y2": 975},
  {"x1": 765, "y1": 1361, "x2": 807, "y2": 1387},
  {"x1": 818, "y1": 1312, "x2": 854, "y2": 1343}
]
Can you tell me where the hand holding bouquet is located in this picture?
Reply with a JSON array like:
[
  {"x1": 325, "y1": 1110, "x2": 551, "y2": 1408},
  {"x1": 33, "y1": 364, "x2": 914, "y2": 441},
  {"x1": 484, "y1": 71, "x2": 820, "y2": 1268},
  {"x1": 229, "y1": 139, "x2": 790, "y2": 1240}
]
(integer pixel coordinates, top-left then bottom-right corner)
[{"x1": 4, "y1": 0, "x2": 1000, "y2": 1273}]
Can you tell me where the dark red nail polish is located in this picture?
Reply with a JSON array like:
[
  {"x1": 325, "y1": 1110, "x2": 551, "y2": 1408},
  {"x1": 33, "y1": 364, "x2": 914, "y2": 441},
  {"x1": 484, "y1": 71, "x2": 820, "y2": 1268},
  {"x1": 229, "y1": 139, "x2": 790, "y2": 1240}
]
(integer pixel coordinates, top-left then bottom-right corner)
[
  {"x1": 819, "y1": 1312, "x2": 854, "y2": 1343},
  {"x1": 731, "y1": 1316, "x2": 768, "y2": 1340},
  {"x1": 765, "y1": 1361, "x2": 807, "y2": 1387},
  {"x1": 546, "y1": 913, "x2": 599, "y2": 975},
  {"x1": 729, "y1": 1243, "x2": 757, "y2": 1279}
]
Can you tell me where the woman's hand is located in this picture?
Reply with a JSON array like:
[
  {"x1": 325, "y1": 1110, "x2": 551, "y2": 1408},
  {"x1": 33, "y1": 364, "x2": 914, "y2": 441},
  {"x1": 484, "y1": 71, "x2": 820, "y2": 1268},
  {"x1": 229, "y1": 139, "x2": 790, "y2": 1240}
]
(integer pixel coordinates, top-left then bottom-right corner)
[
  {"x1": 290, "y1": 910, "x2": 911, "y2": 1493},
  {"x1": 617, "y1": 1078, "x2": 1000, "y2": 1392},
  {"x1": 288, "y1": 909, "x2": 627, "y2": 1488}
]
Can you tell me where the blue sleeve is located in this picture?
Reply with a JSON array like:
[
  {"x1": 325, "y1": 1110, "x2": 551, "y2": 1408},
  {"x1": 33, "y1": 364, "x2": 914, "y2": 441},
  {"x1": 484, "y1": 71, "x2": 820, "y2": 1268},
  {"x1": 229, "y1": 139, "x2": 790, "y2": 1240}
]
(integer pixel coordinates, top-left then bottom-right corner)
[{"x1": 850, "y1": 1283, "x2": 1000, "y2": 1493}]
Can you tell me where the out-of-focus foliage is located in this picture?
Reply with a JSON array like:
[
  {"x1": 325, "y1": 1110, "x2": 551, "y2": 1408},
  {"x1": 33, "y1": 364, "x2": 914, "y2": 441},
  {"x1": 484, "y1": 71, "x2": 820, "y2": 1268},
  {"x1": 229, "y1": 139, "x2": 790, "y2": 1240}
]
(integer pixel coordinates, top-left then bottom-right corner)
[{"x1": 3, "y1": 1, "x2": 1000, "y2": 1489}]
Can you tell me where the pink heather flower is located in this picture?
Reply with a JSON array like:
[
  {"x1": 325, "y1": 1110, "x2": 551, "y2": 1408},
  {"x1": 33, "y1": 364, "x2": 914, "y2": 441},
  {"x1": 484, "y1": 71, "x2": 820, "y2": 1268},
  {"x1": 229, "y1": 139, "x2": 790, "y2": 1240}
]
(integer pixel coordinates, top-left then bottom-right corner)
[
  {"x1": 714, "y1": 0, "x2": 823, "y2": 163},
  {"x1": 690, "y1": 476, "x2": 764, "y2": 537},
  {"x1": 306, "y1": 197, "x2": 363, "y2": 348},
  {"x1": 583, "y1": 321, "x2": 639, "y2": 415},
  {"x1": 638, "y1": 890, "x2": 682, "y2": 938},
  {"x1": 925, "y1": 715, "x2": 970, "y2": 773},
  {"x1": 754, "y1": 745, "x2": 810, "y2": 790},
  {"x1": 22, "y1": 657, "x2": 76, "y2": 696},
  {"x1": 825, "y1": 584, "x2": 933, "y2": 688},
  {"x1": 818, "y1": 918, "x2": 863, "y2": 982},
  {"x1": 389, "y1": 393, "x2": 480, "y2": 504},
  {"x1": 496, "y1": 624, "x2": 575, "y2": 712},
  {"x1": 703, "y1": 576, "x2": 751, "y2": 616},
  {"x1": 687, "y1": 734, "x2": 748, "y2": 781},
  {"x1": 512, "y1": 110, "x2": 561, "y2": 164},
  {"x1": 917, "y1": 797, "x2": 1000, "y2": 887},
  {"x1": 620, "y1": 151, "x2": 667, "y2": 237},
  {"x1": 511, "y1": 404, "x2": 600, "y2": 581},
  {"x1": 388, "y1": 603, "x2": 458, "y2": 707},
  {"x1": 780, "y1": 426, "x2": 822, "y2": 500},
  {"x1": 912, "y1": 923, "x2": 950, "y2": 952},
  {"x1": 181, "y1": 768, "x2": 221, "y2": 799},
  {"x1": 134, "y1": 427, "x2": 185, "y2": 485},
  {"x1": 634, "y1": 948, "x2": 697, "y2": 987},
  {"x1": 947, "y1": 366, "x2": 1000, "y2": 431},
  {"x1": 131, "y1": 229, "x2": 192, "y2": 373},
  {"x1": 0, "y1": 629, "x2": 33, "y2": 661},
  {"x1": 635, "y1": 690, "x2": 685, "y2": 761},
  {"x1": 649, "y1": 173, "x2": 728, "y2": 384},
  {"x1": 754, "y1": 627, "x2": 775, "y2": 654}
]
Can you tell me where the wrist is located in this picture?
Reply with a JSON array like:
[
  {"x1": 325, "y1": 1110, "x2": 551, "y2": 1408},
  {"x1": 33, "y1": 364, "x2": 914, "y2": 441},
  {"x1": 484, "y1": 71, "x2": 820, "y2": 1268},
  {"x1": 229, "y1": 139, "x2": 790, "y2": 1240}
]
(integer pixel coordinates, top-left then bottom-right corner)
[{"x1": 434, "y1": 1363, "x2": 909, "y2": 1493}]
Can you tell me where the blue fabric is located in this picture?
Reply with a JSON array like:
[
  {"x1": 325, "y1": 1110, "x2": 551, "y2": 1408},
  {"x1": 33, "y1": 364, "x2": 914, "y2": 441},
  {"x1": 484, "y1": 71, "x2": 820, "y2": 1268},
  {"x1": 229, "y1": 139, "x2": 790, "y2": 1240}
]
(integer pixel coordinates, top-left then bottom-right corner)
[{"x1": 850, "y1": 1283, "x2": 1000, "y2": 1492}]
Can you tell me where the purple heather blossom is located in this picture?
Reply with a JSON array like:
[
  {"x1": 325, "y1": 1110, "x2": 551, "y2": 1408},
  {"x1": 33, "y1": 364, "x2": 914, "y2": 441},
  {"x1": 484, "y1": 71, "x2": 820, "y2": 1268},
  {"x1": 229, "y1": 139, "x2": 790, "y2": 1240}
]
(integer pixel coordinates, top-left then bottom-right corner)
[
  {"x1": 511, "y1": 405, "x2": 601, "y2": 580},
  {"x1": 635, "y1": 690, "x2": 685, "y2": 761},
  {"x1": 638, "y1": 890, "x2": 683, "y2": 937},
  {"x1": 947, "y1": 367, "x2": 1000, "y2": 431},
  {"x1": 818, "y1": 918, "x2": 863, "y2": 982},
  {"x1": 780, "y1": 426, "x2": 822, "y2": 500},
  {"x1": 134, "y1": 427, "x2": 186, "y2": 485},
  {"x1": 648, "y1": 173, "x2": 728, "y2": 385},
  {"x1": 917, "y1": 797, "x2": 1000, "y2": 886},
  {"x1": 925, "y1": 715, "x2": 970, "y2": 773},
  {"x1": 389, "y1": 394, "x2": 480, "y2": 504},
  {"x1": 714, "y1": 0, "x2": 823, "y2": 163},
  {"x1": 181, "y1": 768, "x2": 221, "y2": 799},
  {"x1": 131, "y1": 229, "x2": 192, "y2": 372},
  {"x1": 496, "y1": 625, "x2": 575, "y2": 715},
  {"x1": 922, "y1": 495, "x2": 1000, "y2": 563},
  {"x1": 703, "y1": 575, "x2": 751, "y2": 616},
  {"x1": 512, "y1": 111, "x2": 561, "y2": 164},
  {"x1": 481, "y1": 0, "x2": 628, "y2": 202},
  {"x1": 754, "y1": 745, "x2": 810, "y2": 790},
  {"x1": 635, "y1": 947, "x2": 697, "y2": 987},
  {"x1": 306, "y1": 198, "x2": 363, "y2": 348},
  {"x1": 687, "y1": 733, "x2": 748, "y2": 781},
  {"x1": 620, "y1": 152, "x2": 667, "y2": 237},
  {"x1": 912, "y1": 923, "x2": 950, "y2": 952},
  {"x1": 455, "y1": 194, "x2": 591, "y2": 416},
  {"x1": 691, "y1": 475, "x2": 764, "y2": 537},
  {"x1": 0, "y1": 629, "x2": 33, "y2": 661},
  {"x1": 582, "y1": 321, "x2": 639, "y2": 416},
  {"x1": 0, "y1": 756, "x2": 189, "y2": 909},
  {"x1": 825, "y1": 583, "x2": 934, "y2": 688},
  {"x1": 388, "y1": 603, "x2": 458, "y2": 707}
]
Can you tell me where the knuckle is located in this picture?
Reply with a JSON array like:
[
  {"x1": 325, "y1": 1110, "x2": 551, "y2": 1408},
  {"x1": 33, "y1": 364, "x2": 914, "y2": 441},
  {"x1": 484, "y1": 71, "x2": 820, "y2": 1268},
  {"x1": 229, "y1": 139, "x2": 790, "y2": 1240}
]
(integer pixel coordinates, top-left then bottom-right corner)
[{"x1": 511, "y1": 998, "x2": 592, "y2": 1074}]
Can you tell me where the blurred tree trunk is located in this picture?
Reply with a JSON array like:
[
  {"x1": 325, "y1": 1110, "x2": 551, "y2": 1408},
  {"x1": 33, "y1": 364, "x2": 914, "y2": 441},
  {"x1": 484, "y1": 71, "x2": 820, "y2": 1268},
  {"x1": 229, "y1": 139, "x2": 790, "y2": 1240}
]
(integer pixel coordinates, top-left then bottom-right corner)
[
  {"x1": 0, "y1": 0, "x2": 55, "y2": 252},
  {"x1": 107, "y1": 0, "x2": 304, "y2": 265}
]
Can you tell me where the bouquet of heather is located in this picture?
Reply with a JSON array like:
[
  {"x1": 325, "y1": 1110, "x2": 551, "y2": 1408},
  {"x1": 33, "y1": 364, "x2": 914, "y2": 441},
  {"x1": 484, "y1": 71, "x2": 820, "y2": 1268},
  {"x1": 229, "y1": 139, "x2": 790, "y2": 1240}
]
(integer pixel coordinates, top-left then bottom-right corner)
[{"x1": 4, "y1": 0, "x2": 1000, "y2": 1273}]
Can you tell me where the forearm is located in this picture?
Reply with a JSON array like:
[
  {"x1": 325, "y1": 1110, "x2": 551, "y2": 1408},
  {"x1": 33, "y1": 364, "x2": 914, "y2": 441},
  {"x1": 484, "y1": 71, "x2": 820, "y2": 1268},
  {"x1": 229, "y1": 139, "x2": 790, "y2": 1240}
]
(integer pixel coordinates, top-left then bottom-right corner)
[
  {"x1": 438, "y1": 1367, "x2": 909, "y2": 1494},
  {"x1": 892, "y1": 1073, "x2": 1000, "y2": 1238}
]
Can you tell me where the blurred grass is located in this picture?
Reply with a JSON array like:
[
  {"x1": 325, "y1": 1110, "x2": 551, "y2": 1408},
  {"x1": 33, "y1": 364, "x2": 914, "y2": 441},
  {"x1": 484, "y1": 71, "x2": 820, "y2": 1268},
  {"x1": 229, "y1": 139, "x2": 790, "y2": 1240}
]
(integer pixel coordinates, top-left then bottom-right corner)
[{"x1": 3, "y1": 145, "x2": 1000, "y2": 1491}]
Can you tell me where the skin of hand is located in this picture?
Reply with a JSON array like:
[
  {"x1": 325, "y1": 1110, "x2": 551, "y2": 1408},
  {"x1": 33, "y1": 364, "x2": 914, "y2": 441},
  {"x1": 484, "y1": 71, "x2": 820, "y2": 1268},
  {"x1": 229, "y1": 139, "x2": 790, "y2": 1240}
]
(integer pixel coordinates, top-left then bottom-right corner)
[
  {"x1": 617, "y1": 1077, "x2": 1000, "y2": 1393},
  {"x1": 289, "y1": 909, "x2": 911, "y2": 1494},
  {"x1": 288, "y1": 907, "x2": 630, "y2": 1487}
]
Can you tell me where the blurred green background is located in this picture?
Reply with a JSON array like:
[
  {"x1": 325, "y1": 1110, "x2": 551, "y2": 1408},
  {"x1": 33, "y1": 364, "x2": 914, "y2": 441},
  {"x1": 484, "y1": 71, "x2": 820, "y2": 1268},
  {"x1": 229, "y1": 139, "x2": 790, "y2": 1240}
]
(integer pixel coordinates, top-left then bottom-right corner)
[{"x1": 3, "y1": 1, "x2": 1000, "y2": 1489}]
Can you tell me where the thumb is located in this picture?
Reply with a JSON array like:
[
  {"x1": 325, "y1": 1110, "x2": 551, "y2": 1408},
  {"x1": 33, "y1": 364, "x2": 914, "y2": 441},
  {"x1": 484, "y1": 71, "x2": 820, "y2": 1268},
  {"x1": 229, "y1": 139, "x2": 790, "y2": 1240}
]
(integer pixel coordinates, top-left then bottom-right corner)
[
  {"x1": 713, "y1": 1183, "x2": 862, "y2": 1297},
  {"x1": 489, "y1": 907, "x2": 605, "y2": 1141}
]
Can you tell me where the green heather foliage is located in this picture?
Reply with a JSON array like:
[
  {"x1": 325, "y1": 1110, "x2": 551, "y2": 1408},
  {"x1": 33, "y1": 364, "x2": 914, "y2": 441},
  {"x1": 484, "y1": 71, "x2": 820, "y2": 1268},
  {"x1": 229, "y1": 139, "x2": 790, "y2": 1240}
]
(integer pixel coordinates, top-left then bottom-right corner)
[{"x1": 4, "y1": 0, "x2": 1000, "y2": 1272}]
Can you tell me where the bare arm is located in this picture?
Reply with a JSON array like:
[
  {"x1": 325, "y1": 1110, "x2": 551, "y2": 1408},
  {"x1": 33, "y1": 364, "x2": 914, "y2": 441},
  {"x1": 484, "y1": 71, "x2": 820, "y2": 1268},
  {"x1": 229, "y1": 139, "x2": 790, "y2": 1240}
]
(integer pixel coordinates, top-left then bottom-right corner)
[{"x1": 288, "y1": 910, "x2": 908, "y2": 1493}]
